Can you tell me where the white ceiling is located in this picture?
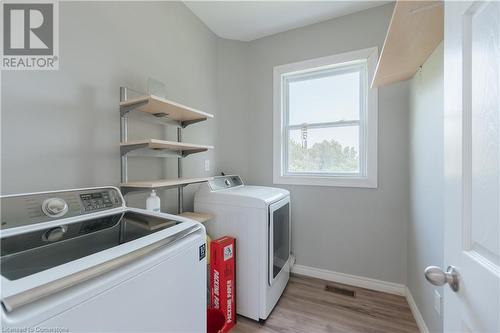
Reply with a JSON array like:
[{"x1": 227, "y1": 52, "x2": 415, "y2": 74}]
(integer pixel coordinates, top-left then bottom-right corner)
[{"x1": 184, "y1": 1, "x2": 391, "y2": 42}]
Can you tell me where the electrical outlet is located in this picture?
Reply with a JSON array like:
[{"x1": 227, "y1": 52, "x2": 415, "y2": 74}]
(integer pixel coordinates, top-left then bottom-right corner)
[
  {"x1": 434, "y1": 289, "x2": 441, "y2": 315},
  {"x1": 204, "y1": 160, "x2": 210, "y2": 172}
]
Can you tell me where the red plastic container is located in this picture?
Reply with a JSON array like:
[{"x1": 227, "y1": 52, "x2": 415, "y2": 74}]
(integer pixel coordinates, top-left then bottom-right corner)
[
  {"x1": 207, "y1": 308, "x2": 230, "y2": 333},
  {"x1": 209, "y1": 236, "x2": 236, "y2": 332}
]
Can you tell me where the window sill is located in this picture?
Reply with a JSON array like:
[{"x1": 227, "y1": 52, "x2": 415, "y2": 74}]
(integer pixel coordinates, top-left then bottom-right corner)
[{"x1": 273, "y1": 175, "x2": 378, "y2": 188}]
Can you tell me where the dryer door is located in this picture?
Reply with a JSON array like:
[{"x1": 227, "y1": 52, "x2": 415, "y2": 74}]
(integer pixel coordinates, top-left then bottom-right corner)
[{"x1": 268, "y1": 197, "x2": 290, "y2": 285}]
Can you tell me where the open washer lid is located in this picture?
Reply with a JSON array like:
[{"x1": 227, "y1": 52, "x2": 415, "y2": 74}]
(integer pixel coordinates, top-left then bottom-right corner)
[{"x1": 0, "y1": 187, "x2": 203, "y2": 313}]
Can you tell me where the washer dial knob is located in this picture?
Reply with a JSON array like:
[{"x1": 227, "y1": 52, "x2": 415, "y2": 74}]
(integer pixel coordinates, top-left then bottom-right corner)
[
  {"x1": 42, "y1": 226, "x2": 67, "y2": 242},
  {"x1": 42, "y1": 198, "x2": 68, "y2": 217}
]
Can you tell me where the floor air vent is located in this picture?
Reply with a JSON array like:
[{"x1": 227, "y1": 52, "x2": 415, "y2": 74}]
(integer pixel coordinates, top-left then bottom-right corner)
[{"x1": 324, "y1": 284, "x2": 356, "y2": 298}]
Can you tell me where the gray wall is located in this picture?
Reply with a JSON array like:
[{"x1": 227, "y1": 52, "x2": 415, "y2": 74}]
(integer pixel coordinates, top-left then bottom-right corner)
[
  {"x1": 408, "y1": 43, "x2": 444, "y2": 333},
  {"x1": 1, "y1": 2, "x2": 217, "y2": 212},
  {"x1": 215, "y1": 38, "x2": 251, "y2": 181},
  {"x1": 216, "y1": 3, "x2": 410, "y2": 284}
]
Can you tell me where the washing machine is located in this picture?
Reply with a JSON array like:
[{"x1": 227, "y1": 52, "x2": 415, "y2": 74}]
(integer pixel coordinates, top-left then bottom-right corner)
[
  {"x1": 194, "y1": 175, "x2": 290, "y2": 321},
  {"x1": 1, "y1": 186, "x2": 207, "y2": 332}
]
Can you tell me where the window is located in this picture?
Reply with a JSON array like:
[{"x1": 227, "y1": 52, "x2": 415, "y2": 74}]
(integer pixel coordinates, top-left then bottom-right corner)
[{"x1": 273, "y1": 48, "x2": 378, "y2": 188}]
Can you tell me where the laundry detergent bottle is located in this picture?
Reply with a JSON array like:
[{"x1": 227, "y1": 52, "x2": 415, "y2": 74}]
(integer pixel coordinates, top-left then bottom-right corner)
[{"x1": 146, "y1": 189, "x2": 161, "y2": 212}]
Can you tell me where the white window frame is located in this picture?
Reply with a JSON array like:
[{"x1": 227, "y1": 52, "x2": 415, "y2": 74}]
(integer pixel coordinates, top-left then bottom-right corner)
[{"x1": 273, "y1": 47, "x2": 378, "y2": 188}]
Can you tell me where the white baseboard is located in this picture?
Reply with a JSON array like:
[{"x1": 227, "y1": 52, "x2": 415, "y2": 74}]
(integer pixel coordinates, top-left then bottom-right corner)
[
  {"x1": 291, "y1": 264, "x2": 406, "y2": 296},
  {"x1": 405, "y1": 287, "x2": 430, "y2": 333}
]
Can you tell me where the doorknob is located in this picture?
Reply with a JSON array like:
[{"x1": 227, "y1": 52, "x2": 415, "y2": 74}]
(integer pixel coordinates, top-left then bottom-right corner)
[{"x1": 424, "y1": 265, "x2": 460, "y2": 292}]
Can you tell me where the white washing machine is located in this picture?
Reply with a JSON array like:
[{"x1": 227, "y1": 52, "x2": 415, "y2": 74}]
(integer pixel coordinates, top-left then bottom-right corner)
[
  {"x1": 1, "y1": 187, "x2": 207, "y2": 332},
  {"x1": 194, "y1": 175, "x2": 290, "y2": 321}
]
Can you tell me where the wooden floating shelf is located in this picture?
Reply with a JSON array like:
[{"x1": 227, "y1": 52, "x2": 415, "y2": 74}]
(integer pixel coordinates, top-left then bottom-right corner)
[
  {"x1": 120, "y1": 95, "x2": 214, "y2": 126},
  {"x1": 121, "y1": 139, "x2": 213, "y2": 151},
  {"x1": 121, "y1": 177, "x2": 213, "y2": 192},
  {"x1": 120, "y1": 139, "x2": 213, "y2": 157},
  {"x1": 178, "y1": 212, "x2": 214, "y2": 223},
  {"x1": 371, "y1": 1, "x2": 443, "y2": 88},
  {"x1": 127, "y1": 212, "x2": 213, "y2": 230},
  {"x1": 128, "y1": 219, "x2": 177, "y2": 231}
]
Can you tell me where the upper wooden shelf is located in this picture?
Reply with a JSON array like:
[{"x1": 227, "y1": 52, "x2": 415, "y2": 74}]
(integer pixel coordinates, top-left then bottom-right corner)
[
  {"x1": 120, "y1": 177, "x2": 213, "y2": 194},
  {"x1": 120, "y1": 139, "x2": 213, "y2": 157},
  {"x1": 120, "y1": 95, "x2": 214, "y2": 127},
  {"x1": 371, "y1": 1, "x2": 443, "y2": 88}
]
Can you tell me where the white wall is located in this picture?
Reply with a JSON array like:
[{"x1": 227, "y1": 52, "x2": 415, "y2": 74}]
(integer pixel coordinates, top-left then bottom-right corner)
[
  {"x1": 1, "y1": 2, "x2": 217, "y2": 212},
  {"x1": 216, "y1": 3, "x2": 411, "y2": 284},
  {"x1": 408, "y1": 43, "x2": 444, "y2": 333}
]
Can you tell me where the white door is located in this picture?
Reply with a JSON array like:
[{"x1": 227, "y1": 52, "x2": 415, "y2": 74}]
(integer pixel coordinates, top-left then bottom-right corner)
[{"x1": 442, "y1": 1, "x2": 500, "y2": 332}]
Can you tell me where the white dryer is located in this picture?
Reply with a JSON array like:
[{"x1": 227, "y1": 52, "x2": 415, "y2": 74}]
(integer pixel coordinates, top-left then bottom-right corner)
[{"x1": 194, "y1": 175, "x2": 290, "y2": 321}]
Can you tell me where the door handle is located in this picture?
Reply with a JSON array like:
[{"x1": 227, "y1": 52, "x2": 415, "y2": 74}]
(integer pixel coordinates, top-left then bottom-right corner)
[{"x1": 424, "y1": 265, "x2": 459, "y2": 292}]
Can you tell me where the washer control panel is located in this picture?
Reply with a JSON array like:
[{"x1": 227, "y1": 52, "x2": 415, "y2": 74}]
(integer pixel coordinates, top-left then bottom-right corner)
[
  {"x1": 0, "y1": 187, "x2": 124, "y2": 230},
  {"x1": 80, "y1": 191, "x2": 115, "y2": 212}
]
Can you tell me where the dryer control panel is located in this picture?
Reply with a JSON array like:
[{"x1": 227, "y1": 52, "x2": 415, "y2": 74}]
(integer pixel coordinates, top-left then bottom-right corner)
[
  {"x1": 208, "y1": 175, "x2": 244, "y2": 191},
  {"x1": 0, "y1": 187, "x2": 124, "y2": 230}
]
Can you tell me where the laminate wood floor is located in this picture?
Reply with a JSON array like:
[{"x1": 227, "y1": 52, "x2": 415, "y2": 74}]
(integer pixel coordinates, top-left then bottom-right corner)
[{"x1": 232, "y1": 274, "x2": 419, "y2": 333}]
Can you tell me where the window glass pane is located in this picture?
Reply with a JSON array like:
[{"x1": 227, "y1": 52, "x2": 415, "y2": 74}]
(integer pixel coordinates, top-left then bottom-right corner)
[
  {"x1": 288, "y1": 126, "x2": 360, "y2": 174},
  {"x1": 288, "y1": 69, "x2": 360, "y2": 125}
]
